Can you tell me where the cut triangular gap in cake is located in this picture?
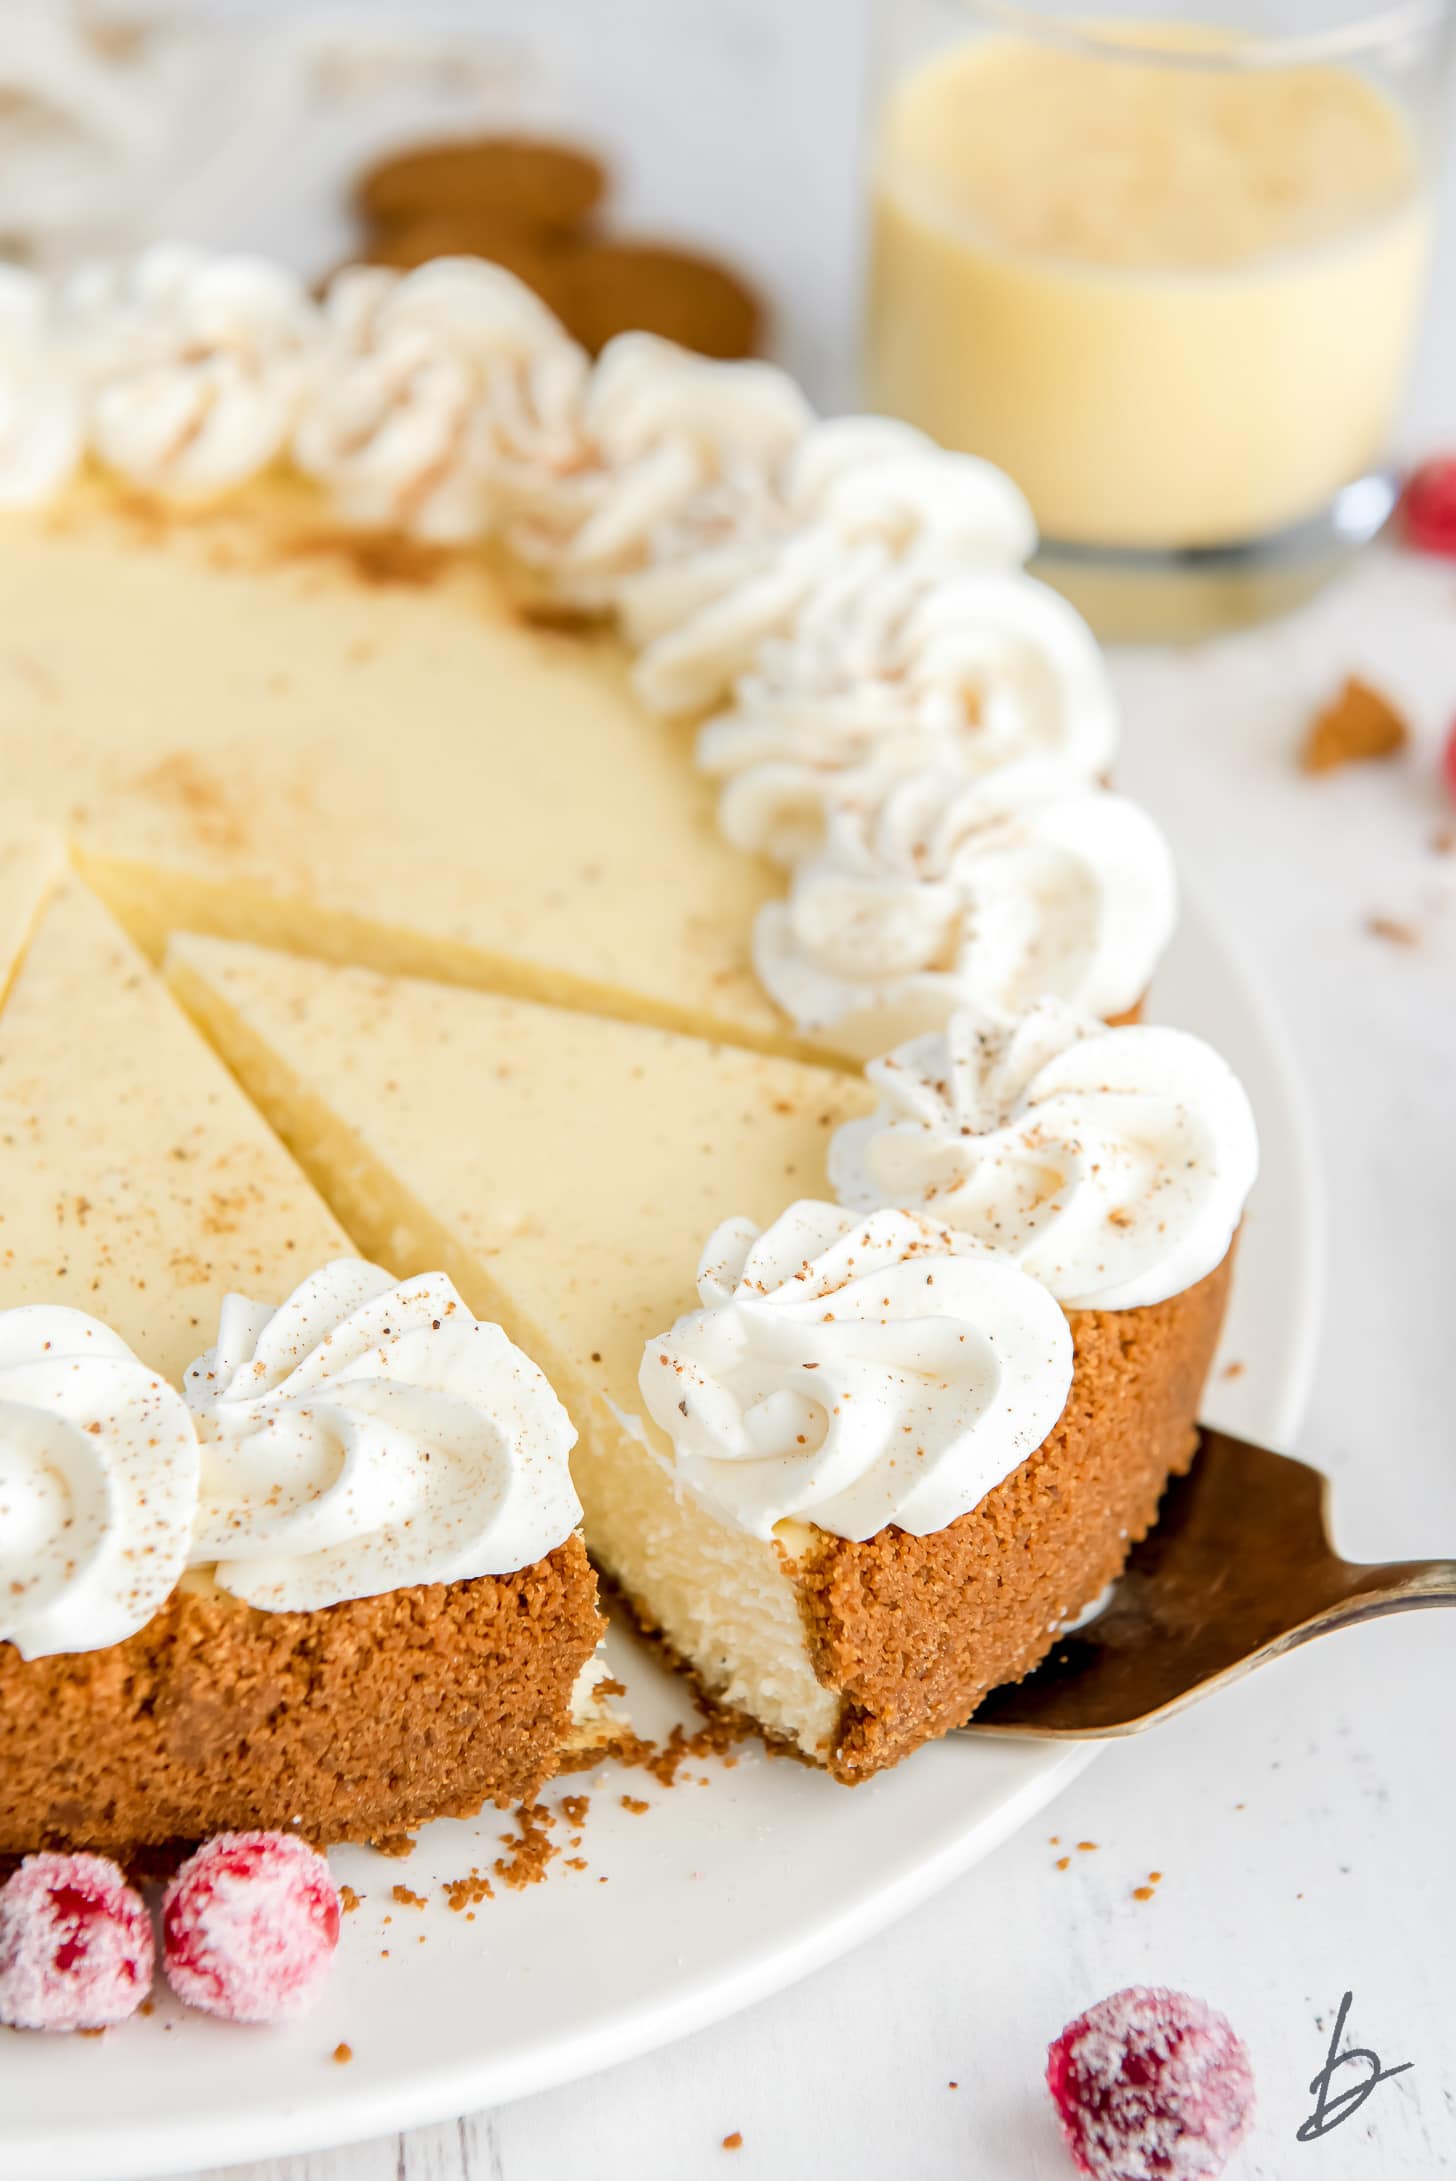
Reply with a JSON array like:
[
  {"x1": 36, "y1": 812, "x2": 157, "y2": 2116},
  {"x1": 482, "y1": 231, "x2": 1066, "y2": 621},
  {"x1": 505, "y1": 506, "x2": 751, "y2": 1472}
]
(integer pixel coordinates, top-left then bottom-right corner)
[
  {"x1": 0, "y1": 865, "x2": 605, "y2": 1856},
  {"x1": 169, "y1": 932, "x2": 1234, "y2": 1781}
]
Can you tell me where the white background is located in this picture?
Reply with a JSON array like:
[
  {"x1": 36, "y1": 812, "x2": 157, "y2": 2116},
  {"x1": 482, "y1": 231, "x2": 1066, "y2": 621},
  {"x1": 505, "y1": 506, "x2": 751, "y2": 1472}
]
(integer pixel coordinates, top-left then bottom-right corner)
[{"x1": 54, "y1": 0, "x2": 1456, "y2": 2172}]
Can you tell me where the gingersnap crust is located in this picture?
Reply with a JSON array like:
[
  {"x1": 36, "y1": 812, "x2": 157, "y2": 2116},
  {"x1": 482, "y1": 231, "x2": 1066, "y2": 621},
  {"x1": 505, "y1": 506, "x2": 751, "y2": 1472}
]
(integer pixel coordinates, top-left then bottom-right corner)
[
  {"x1": 797, "y1": 1250, "x2": 1235, "y2": 1782},
  {"x1": 0, "y1": 1537, "x2": 602, "y2": 1858}
]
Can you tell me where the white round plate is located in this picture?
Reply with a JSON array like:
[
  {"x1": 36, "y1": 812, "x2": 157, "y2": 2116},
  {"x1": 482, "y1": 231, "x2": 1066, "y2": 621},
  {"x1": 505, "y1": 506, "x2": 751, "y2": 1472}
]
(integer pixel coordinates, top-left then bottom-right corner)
[{"x1": 3, "y1": 896, "x2": 1322, "y2": 2181}]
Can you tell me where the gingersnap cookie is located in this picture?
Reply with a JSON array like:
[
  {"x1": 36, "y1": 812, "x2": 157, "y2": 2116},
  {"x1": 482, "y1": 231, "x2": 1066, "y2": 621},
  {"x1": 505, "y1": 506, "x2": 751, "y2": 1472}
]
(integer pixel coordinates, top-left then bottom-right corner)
[
  {"x1": 558, "y1": 239, "x2": 763, "y2": 359},
  {"x1": 357, "y1": 135, "x2": 607, "y2": 235},
  {"x1": 347, "y1": 213, "x2": 575, "y2": 319}
]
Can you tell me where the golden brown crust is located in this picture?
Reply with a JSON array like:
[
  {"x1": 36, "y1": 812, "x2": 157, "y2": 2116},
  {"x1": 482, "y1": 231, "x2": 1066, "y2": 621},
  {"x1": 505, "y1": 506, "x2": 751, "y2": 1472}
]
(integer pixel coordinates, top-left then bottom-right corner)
[
  {"x1": 0, "y1": 1539, "x2": 602, "y2": 1858},
  {"x1": 796, "y1": 1252, "x2": 1234, "y2": 1782}
]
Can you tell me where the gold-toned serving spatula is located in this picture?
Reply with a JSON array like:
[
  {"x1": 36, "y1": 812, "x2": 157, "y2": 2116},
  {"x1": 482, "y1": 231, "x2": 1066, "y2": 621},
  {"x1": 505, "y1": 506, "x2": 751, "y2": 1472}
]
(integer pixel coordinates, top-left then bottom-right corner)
[{"x1": 962, "y1": 1427, "x2": 1456, "y2": 1738}]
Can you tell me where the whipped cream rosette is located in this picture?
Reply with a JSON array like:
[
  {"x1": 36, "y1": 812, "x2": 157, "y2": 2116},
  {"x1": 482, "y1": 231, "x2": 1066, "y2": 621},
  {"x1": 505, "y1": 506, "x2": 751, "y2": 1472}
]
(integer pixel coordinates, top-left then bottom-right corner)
[
  {"x1": 753, "y1": 766, "x2": 1177, "y2": 1058},
  {"x1": 64, "y1": 244, "x2": 320, "y2": 500},
  {"x1": 698, "y1": 563, "x2": 1119, "y2": 865},
  {"x1": 0, "y1": 1306, "x2": 199, "y2": 1659},
  {"x1": 294, "y1": 258, "x2": 588, "y2": 542},
  {"x1": 0, "y1": 268, "x2": 83, "y2": 506},
  {"x1": 639, "y1": 1198, "x2": 1072, "y2": 1542},
  {"x1": 831, "y1": 1001, "x2": 1259, "y2": 1310},
  {"x1": 624, "y1": 416, "x2": 1040, "y2": 717},
  {"x1": 184, "y1": 1259, "x2": 580, "y2": 1612},
  {"x1": 506, "y1": 330, "x2": 813, "y2": 615}
]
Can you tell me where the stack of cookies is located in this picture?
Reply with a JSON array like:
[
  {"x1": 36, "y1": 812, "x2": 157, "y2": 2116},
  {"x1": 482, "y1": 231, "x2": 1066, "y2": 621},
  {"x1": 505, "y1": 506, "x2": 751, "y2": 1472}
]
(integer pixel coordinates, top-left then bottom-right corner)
[{"x1": 348, "y1": 133, "x2": 763, "y2": 359}]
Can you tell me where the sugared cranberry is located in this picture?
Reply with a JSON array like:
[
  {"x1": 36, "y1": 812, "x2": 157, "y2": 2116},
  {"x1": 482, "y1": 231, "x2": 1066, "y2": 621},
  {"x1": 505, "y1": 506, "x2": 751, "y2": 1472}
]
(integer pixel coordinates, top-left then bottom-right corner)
[
  {"x1": 0, "y1": 1852, "x2": 154, "y2": 2032},
  {"x1": 1403, "y1": 459, "x2": 1456, "y2": 557},
  {"x1": 162, "y1": 1831, "x2": 340, "y2": 2024},
  {"x1": 1047, "y1": 1985, "x2": 1255, "y2": 2180}
]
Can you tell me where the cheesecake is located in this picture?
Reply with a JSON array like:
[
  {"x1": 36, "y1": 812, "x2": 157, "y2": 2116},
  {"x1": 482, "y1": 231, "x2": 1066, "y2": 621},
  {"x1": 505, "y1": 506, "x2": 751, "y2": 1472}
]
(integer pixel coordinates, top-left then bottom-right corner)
[
  {"x1": 166, "y1": 933, "x2": 1244, "y2": 1778},
  {"x1": 0, "y1": 244, "x2": 1252, "y2": 1837},
  {"x1": 0, "y1": 864, "x2": 603, "y2": 1856}
]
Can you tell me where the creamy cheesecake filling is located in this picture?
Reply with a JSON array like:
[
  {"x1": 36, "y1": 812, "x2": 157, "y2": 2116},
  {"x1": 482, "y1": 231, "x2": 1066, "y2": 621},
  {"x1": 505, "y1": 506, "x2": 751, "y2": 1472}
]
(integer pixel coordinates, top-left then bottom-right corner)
[
  {"x1": 580, "y1": 1420, "x2": 842, "y2": 1758},
  {"x1": 166, "y1": 932, "x2": 880, "y2": 1759}
]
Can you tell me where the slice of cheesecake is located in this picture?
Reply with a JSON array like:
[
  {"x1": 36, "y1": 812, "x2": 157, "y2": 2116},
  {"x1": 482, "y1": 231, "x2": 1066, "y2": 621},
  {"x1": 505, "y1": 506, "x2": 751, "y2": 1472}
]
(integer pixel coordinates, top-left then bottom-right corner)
[
  {"x1": 168, "y1": 932, "x2": 1233, "y2": 1779},
  {"x1": 0, "y1": 483, "x2": 801, "y2": 1054},
  {"x1": 0, "y1": 871, "x2": 603, "y2": 1856}
]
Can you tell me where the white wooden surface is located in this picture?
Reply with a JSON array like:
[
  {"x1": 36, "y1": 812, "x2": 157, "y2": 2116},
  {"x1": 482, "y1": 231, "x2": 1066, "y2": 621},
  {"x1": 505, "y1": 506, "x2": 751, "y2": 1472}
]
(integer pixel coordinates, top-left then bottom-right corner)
[{"x1": 130, "y1": 1, "x2": 1456, "y2": 2172}]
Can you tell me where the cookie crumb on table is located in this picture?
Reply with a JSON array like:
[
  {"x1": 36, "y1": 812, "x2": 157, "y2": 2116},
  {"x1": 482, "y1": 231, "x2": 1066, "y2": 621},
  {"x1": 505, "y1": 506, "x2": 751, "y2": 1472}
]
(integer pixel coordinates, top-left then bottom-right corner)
[
  {"x1": 722, "y1": 2132, "x2": 744, "y2": 2151},
  {"x1": 1366, "y1": 913, "x2": 1420, "y2": 947},
  {"x1": 332, "y1": 2042, "x2": 352, "y2": 2064},
  {"x1": 1299, "y1": 674, "x2": 1409, "y2": 773}
]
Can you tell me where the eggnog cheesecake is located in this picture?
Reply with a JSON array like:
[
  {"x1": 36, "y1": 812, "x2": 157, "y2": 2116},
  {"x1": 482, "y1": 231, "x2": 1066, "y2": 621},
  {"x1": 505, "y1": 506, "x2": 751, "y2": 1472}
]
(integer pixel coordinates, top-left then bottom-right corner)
[
  {"x1": 0, "y1": 859, "x2": 604, "y2": 1857},
  {"x1": 166, "y1": 933, "x2": 1254, "y2": 1778},
  {"x1": 0, "y1": 248, "x2": 1153, "y2": 1065},
  {"x1": 0, "y1": 242, "x2": 1256, "y2": 1822}
]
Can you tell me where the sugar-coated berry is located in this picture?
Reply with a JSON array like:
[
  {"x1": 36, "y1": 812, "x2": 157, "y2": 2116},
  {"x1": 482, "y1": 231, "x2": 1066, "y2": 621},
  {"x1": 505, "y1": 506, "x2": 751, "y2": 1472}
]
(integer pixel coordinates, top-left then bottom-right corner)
[
  {"x1": 162, "y1": 1831, "x2": 340, "y2": 2024},
  {"x1": 1402, "y1": 458, "x2": 1456, "y2": 557},
  {"x1": 1047, "y1": 1985, "x2": 1255, "y2": 2181},
  {"x1": 0, "y1": 1852, "x2": 154, "y2": 2032}
]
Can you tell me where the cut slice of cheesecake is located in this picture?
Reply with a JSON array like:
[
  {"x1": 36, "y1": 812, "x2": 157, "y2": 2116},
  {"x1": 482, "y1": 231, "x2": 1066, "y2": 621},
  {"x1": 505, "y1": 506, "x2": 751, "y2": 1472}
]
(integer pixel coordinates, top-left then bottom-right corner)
[
  {"x1": 0, "y1": 483, "x2": 812, "y2": 1056},
  {"x1": 168, "y1": 931, "x2": 1233, "y2": 1780},
  {"x1": 0, "y1": 871, "x2": 603, "y2": 1856}
]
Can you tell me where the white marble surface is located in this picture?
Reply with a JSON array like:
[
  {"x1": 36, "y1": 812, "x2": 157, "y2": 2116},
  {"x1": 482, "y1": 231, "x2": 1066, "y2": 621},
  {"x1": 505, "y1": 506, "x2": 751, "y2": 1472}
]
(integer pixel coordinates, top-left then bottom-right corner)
[{"x1": 87, "y1": 2, "x2": 1456, "y2": 2173}]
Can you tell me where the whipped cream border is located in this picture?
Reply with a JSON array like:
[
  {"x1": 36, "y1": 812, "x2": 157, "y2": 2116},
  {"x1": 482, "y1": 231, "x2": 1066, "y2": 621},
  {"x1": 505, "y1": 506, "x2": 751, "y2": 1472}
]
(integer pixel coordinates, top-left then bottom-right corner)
[{"x1": 0, "y1": 247, "x2": 1254, "y2": 1564}]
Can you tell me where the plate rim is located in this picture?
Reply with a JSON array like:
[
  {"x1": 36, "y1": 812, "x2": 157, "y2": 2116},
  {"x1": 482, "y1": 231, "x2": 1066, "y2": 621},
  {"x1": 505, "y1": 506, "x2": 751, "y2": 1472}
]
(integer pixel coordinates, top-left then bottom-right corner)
[{"x1": 4, "y1": 893, "x2": 1325, "y2": 2181}]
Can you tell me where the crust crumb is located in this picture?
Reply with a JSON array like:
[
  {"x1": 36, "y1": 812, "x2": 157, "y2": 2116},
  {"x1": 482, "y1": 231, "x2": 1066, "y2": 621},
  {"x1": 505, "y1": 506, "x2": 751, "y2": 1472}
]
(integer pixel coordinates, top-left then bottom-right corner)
[
  {"x1": 391, "y1": 1884, "x2": 428, "y2": 1909},
  {"x1": 338, "y1": 1885, "x2": 362, "y2": 1915},
  {"x1": 1366, "y1": 913, "x2": 1419, "y2": 947},
  {"x1": 1300, "y1": 675, "x2": 1408, "y2": 773},
  {"x1": 722, "y1": 2133, "x2": 744, "y2": 2152},
  {"x1": 443, "y1": 1869, "x2": 495, "y2": 1912},
  {"x1": 371, "y1": 1833, "x2": 418, "y2": 1860},
  {"x1": 332, "y1": 2042, "x2": 353, "y2": 2064},
  {"x1": 494, "y1": 1801, "x2": 558, "y2": 1890}
]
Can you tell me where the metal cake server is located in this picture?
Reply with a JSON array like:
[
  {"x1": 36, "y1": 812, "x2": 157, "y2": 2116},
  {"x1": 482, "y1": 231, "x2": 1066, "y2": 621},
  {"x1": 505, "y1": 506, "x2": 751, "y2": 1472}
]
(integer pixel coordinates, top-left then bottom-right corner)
[{"x1": 962, "y1": 1426, "x2": 1456, "y2": 1738}]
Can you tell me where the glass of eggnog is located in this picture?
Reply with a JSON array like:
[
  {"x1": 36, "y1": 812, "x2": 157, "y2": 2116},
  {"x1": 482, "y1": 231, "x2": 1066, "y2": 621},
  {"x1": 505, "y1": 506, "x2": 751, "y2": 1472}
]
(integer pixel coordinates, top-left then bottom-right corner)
[{"x1": 865, "y1": 0, "x2": 1454, "y2": 635}]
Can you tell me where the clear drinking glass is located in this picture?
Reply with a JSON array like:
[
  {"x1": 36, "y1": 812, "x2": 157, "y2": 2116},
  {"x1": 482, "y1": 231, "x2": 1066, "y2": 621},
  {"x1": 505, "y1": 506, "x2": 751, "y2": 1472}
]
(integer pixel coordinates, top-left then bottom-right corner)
[{"x1": 864, "y1": 0, "x2": 1455, "y2": 637}]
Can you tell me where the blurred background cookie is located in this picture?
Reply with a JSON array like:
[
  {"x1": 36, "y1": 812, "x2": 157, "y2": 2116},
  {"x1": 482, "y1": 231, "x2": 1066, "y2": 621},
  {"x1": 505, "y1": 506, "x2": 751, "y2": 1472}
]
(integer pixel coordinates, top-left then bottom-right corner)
[
  {"x1": 555, "y1": 238, "x2": 762, "y2": 359},
  {"x1": 356, "y1": 134, "x2": 607, "y2": 236},
  {"x1": 344, "y1": 210, "x2": 576, "y2": 320},
  {"x1": 345, "y1": 132, "x2": 766, "y2": 361}
]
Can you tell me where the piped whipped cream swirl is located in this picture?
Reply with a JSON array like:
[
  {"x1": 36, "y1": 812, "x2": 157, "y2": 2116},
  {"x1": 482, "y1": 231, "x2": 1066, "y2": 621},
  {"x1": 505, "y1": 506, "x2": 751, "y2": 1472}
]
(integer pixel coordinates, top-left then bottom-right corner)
[
  {"x1": 831, "y1": 1002, "x2": 1259, "y2": 1310},
  {"x1": 624, "y1": 418, "x2": 1039, "y2": 717},
  {"x1": 184, "y1": 1259, "x2": 580, "y2": 1611},
  {"x1": 698, "y1": 567, "x2": 1118, "y2": 865},
  {"x1": 0, "y1": 269, "x2": 83, "y2": 506},
  {"x1": 508, "y1": 330, "x2": 813, "y2": 610},
  {"x1": 754, "y1": 768, "x2": 1177, "y2": 1058},
  {"x1": 0, "y1": 1307, "x2": 199, "y2": 1659},
  {"x1": 66, "y1": 244, "x2": 320, "y2": 499},
  {"x1": 639, "y1": 1200, "x2": 1072, "y2": 1541},
  {"x1": 294, "y1": 259, "x2": 588, "y2": 541}
]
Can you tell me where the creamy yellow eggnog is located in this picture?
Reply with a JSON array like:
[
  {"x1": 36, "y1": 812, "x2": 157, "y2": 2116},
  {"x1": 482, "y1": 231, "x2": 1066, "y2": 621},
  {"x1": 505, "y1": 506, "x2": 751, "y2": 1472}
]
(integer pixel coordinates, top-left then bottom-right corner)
[{"x1": 866, "y1": 27, "x2": 1431, "y2": 548}]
